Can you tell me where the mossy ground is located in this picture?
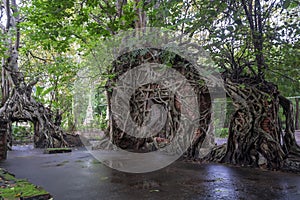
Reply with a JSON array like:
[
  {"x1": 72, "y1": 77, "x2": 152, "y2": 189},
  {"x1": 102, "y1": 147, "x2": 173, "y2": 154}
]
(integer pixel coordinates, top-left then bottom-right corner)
[{"x1": 0, "y1": 168, "x2": 51, "y2": 200}]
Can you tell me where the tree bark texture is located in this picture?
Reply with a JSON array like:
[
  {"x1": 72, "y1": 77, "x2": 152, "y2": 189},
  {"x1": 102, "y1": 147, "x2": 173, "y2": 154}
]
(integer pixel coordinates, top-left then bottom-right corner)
[
  {"x1": 102, "y1": 48, "x2": 211, "y2": 158},
  {"x1": 206, "y1": 78, "x2": 300, "y2": 172}
]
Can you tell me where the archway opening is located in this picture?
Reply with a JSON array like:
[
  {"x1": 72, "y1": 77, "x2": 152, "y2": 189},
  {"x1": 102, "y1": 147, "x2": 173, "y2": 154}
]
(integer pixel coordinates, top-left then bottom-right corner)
[{"x1": 11, "y1": 121, "x2": 34, "y2": 151}]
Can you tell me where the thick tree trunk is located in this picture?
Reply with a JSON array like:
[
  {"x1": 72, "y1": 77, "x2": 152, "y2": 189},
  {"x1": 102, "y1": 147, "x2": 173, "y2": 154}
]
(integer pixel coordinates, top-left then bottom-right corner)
[
  {"x1": 206, "y1": 79, "x2": 300, "y2": 171},
  {"x1": 1, "y1": 66, "x2": 11, "y2": 106},
  {"x1": 224, "y1": 81, "x2": 285, "y2": 168},
  {"x1": 279, "y1": 96, "x2": 300, "y2": 154},
  {"x1": 98, "y1": 48, "x2": 211, "y2": 159}
]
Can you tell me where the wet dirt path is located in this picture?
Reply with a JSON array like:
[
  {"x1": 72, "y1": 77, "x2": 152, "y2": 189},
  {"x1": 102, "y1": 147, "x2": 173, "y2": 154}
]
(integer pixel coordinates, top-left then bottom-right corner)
[{"x1": 0, "y1": 147, "x2": 299, "y2": 200}]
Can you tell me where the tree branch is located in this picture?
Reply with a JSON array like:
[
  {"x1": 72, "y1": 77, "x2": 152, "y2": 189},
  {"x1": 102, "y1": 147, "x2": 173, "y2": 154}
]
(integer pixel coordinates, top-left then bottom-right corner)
[
  {"x1": 10, "y1": 0, "x2": 20, "y2": 50},
  {"x1": 3, "y1": 0, "x2": 10, "y2": 30},
  {"x1": 263, "y1": 0, "x2": 277, "y2": 27},
  {"x1": 28, "y1": 51, "x2": 52, "y2": 62}
]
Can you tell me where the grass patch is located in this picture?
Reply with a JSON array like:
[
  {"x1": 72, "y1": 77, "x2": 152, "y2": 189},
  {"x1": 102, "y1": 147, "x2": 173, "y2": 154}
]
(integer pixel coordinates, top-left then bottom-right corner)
[{"x1": 0, "y1": 168, "x2": 51, "y2": 199}]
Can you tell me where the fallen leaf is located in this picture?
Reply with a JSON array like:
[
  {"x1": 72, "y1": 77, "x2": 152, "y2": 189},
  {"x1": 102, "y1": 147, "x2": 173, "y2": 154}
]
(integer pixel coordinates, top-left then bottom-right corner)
[
  {"x1": 101, "y1": 177, "x2": 109, "y2": 181},
  {"x1": 149, "y1": 189, "x2": 160, "y2": 193}
]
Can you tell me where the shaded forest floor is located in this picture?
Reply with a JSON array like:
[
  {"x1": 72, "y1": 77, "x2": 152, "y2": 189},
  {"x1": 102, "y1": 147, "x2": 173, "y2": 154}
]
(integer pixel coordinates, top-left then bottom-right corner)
[{"x1": 0, "y1": 146, "x2": 299, "y2": 200}]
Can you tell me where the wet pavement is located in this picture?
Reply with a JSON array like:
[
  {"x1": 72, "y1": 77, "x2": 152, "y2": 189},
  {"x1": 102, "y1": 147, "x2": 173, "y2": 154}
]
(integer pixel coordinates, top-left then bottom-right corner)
[{"x1": 0, "y1": 146, "x2": 300, "y2": 200}]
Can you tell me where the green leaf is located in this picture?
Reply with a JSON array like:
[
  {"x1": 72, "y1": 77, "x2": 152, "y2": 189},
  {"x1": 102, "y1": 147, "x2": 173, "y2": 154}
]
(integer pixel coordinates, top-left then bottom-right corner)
[
  {"x1": 282, "y1": 0, "x2": 291, "y2": 9},
  {"x1": 41, "y1": 86, "x2": 55, "y2": 97},
  {"x1": 100, "y1": 177, "x2": 109, "y2": 181},
  {"x1": 35, "y1": 86, "x2": 44, "y2": 96},
  {"x1": 227, "y1": 26, "x2": 234, "y2": 31},
  {"x1": 149, "y1": 189, "x2": 160, "y2": 193}
]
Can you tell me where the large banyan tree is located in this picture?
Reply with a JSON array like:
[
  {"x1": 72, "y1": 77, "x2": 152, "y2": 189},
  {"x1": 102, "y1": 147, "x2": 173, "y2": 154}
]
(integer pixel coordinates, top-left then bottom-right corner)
[
  {"x1": 102, "y1": 40, "x2": 300, "y2": 172},
  {"x1": 206, "y1": 77, "x2": 300, "y2": 171},
  {"x1": 100, "y1": 0, "x2": 300, "y2": 172},
  {"x1": 104, "y1": 47, "x2": 214, "y2": 158},
  {"x1": 201, "y1": 0, "x2": 300, "y2": 171},
  {"x1": 0, "y1": 0, "x2": 80, "y2": 160}
]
